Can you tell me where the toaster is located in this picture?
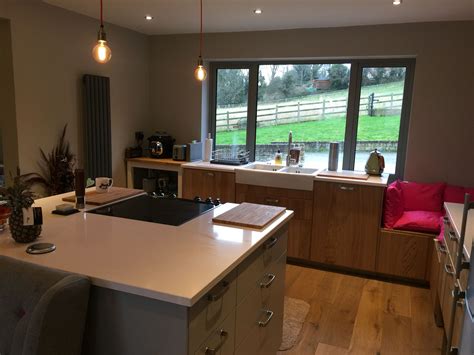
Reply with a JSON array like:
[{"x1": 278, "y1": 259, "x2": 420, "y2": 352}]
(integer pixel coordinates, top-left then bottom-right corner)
[{"x1": 173, "y1": 145, "x2": 187, "y2": 161}]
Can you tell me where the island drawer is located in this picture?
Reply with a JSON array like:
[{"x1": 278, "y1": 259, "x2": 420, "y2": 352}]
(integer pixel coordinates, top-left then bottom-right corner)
[
  {"x1": 236, "y1": 228, "x2": 288, "y2": 303},
  {"x1": 189, "y1": 270, "x2": 237, "y2": 353},
  {"x1": 444, "y1": 217, "x2": 459, "y2": 262},
  {"x1": 235, "y1": 252, "x2": 286, "y2": 348},
  {"x1": 194, "y1": 310, "x2": 235, "y2": 355}
]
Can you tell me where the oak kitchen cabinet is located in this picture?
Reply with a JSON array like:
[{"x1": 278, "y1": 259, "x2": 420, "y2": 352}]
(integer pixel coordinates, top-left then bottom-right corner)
[
  {"x1": 236, "y1": 184, "x2": 313, "y2": 260},
  {"x1": 310, "y1": 180, "x2": 384, "y2": 272},
  {"x1": 182, "y1": 168, "x2": 236, "y2": 203}
]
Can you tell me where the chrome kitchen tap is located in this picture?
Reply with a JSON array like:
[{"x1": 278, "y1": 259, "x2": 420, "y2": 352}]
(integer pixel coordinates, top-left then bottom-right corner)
[{"x1": 286, "y1": 131, "x2": 293, "y2": 166}]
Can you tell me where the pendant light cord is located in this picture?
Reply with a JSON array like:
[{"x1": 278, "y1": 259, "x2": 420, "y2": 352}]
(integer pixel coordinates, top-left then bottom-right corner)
[
  {"x1": 100, "y1": 0, "x2": 104, "y2": 28},
  {"x1": 199, "y1": 0, "x2": 203, "y2": 58}
]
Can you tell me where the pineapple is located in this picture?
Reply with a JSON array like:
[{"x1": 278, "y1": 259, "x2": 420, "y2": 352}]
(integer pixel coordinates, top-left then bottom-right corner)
[{"x1": 0, "y1": 176, "x2": 41, "y2": 243}]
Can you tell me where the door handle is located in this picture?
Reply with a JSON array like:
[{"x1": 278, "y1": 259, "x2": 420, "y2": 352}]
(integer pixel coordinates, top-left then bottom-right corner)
[
  {"x1": 258, "y1": 310, "x2": 274, "y2": 327},
  {"x1": 207, "y1": 281, "x2": 229, "y2": 302},
  {"x1": 339, "y1": 185, "x2": 355, "y2": 191},
  {"x1": 444, "y1": 263, "x2": 455, "y2": 276},
  {"x1": 260, "y1": 274, "x2": 276, "y2": 288},
  {"x1": 204, "y1": 329, "x2": 228, "y2": 355},
  {"x1": 263, "y1": 237, "x2": 278, "y2": 250},
  {"x1": 265, "y1": 198, "x2": 279, "y2": 205}
]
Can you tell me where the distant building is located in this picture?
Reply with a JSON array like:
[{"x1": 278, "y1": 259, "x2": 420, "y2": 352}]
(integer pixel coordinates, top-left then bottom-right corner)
[{"x1": 313, "y1": 79, "x2": 331, "y2": 90}]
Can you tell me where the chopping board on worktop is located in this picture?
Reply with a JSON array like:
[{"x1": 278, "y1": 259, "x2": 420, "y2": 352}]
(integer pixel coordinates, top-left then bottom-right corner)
[
  {"x1": 212, "y1": 202, "x2": 286, "y2": 230},
  {"x1": 62, "y1": 187, "x2": 143, "y2": 206}
]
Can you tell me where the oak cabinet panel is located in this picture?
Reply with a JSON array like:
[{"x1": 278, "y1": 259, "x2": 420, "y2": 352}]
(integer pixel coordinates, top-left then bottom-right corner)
[
  {"x1": 183, "y1": 169, "x2": 235, "y2": 203},
  {"x1": 310, "y1": 181, "x2": 384, "y2": 271},
  {"x1": 376, "y1": 229, "x2": 433, "y2": 281},
  {"x1": 236, "y1": 184, "x2": 313, "y2": 260}
]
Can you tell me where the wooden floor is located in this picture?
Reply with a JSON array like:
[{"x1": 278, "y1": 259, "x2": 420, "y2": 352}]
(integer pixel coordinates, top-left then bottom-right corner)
[{"x1": 280, "y1": 264, "x2": 444, "y2": 355}]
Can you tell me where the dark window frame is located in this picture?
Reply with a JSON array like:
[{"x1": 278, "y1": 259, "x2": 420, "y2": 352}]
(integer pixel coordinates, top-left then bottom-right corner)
[{"x1": 208, "y1": 58, "x2": 415, "y2": 179}]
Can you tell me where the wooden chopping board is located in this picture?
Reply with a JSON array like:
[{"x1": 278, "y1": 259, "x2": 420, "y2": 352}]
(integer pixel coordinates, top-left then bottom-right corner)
[
  {"x1": 212, "y1": 202, "x2": 286, "y2": 230},
  {"x1": 318, "y1": 169, "x2": 370, "y2": 180},
  {"x1": 62, "y1": 187, "x2": 143, "y2": 206}
]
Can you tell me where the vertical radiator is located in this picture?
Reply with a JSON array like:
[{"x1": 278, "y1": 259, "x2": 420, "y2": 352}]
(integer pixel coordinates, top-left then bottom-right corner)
[{"x1": 83, "y1": 74, "x2": 112, "y2": 179}]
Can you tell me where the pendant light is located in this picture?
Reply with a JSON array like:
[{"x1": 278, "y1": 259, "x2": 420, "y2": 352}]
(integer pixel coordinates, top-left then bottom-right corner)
[
  {"x1": 92, "y1": 0, "x2": 112, "y2": 64},
  {"x1": 194, "y1": 0, "x2": 207, "y2": 81}
]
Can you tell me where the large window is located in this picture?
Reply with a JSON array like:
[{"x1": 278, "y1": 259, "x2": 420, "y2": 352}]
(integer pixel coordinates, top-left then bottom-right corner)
[{"x1": 210, "y1": 59, "x2": 415, "y2": 177}]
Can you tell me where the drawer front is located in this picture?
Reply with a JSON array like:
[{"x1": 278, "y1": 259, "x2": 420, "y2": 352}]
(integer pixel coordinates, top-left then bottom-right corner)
[
  {"x1": 235, "y1": 253, "x2": 286, "y2": 348},
  {"x1": 189, "y1": 270, "x2": 237, "y2": 353},
  {"x1": 194, "y1": 311, "x2": 235, "y2": 355},
  {"x1": 452, "y1": 296, "x2": 465, "y2": 348},
  {"x1": 441, "y1": 254, "x2": 456, "y2": 329},
  {"x1": 444, "y1": 218, "x2": 459, "y2": 264},
  {"x1": 430, "y1": 240, "x2": 441, "y2": 307},
  {"x1": 236, "y1": 228, "x2": 288, "y2": 303},
  {"x1": 437, "y1": 240, "x2": 448, "y2": 306}
]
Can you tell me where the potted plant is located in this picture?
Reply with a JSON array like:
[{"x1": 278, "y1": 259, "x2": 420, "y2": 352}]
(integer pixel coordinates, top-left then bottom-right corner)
[{"x1": 0, "y1": 176, "x2": 41, "y2": 243}]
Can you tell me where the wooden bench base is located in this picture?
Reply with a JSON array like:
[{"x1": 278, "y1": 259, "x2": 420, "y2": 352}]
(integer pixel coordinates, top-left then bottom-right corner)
[{"x1": 376, "y1": 228, "x2": 436, "y2": 282}]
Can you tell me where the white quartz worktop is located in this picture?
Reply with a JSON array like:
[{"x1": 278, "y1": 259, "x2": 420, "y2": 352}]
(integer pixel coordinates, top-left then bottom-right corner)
[
  {"x1": 0, "y1": 192, "x2": 293, "y2": 307},
  {"x1": 182, "y1": 161, "x2": 250, "y2": 172},
  {"x1": 445, "y1": 202, "x2": 474, "y2": 260}
]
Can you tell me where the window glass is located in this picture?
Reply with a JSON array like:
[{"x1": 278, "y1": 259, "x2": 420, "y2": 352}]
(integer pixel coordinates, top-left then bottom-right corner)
[
  {"x1": 255, "y1": 64, "x2": 351, "y2": 168},
  {"x1": 354, "y1": 67, "x2": 406, "y2": 174},
  {"x1": 214, "y1": 68, "x2": 250, "y2": 156}
]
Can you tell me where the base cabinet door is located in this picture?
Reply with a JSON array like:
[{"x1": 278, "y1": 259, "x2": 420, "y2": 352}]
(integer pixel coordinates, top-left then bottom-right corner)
[
  {"x1": 310, "y1": 181, "x2": 384, "y2": 271},
  {"x1": 183, "y1": 169, "x2": 235, "y2": 202}
]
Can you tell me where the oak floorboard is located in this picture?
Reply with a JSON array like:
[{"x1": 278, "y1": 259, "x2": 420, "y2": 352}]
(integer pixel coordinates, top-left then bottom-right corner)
[{"x1": 280, "y1": 264, "x2": 443, "y2": 355}]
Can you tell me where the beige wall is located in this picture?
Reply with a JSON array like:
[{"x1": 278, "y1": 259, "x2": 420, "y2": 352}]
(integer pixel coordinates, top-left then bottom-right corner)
[
  {"x1": 0, "y1": 18, "x2": 19, "y2": 184},
  {"x1": 5, "y1": 1, "x2": 152, "y2": 187},
  {"x1": 150, "y1": 21, "x2": 474, "y2": 186}
]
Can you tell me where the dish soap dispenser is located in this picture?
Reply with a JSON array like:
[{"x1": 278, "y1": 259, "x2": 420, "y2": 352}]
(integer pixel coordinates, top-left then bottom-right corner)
[{"x1": 274, "y1": 150, "x2": 283, "y2": 165}]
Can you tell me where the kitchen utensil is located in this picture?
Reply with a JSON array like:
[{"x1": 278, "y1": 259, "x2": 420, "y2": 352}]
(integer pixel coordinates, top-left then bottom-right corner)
[
  {"x1": 63, "y1": 187, "x2": 143, "y2": 205},
  {"x1": 328, "y1": 142, "x2": 339, "y2": 171},
  {"x1": 212, "y1": 203, "x2": 286, "y2": 230},
  {"x1": 173, "y1": 145, "x2": 187, "y2": 161},
  {"x1": 95, "y1": 177, "x2": 113, "y2": 193},
  {"x1": 365, "y1": 149, "x2": 385, "y2": 175}
]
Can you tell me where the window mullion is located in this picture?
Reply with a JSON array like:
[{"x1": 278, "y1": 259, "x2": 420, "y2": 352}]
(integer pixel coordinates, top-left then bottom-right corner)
[
  {"x1": 343, "y1": 61, "x2": 362, "y2": 170},
  {"x1": 246, "y1": 64, "x2": 259, "y2": 162}
]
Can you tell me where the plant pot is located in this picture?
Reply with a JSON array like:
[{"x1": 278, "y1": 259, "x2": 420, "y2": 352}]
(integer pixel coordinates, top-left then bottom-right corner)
[{"x1": 9, "y1": 210, "x2": 41, "y2": 243}]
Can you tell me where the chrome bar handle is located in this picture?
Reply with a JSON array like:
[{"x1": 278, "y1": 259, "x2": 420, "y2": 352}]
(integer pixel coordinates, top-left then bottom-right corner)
[
  {"x1": 265, "y1": 198, "x2": 280, "y2": 205},
  {"x1": 448, "y1": 231, "x2": 458, "y2": 241},
  {"x1": 260, "y1": 274, "x2": 276, "y2": 288},
  {"x1": 207, "y1": 281, "x2": 229, "y2": 302},
  {"x1": 258, "y1": 310, "x2": 274, "y2": 327},
  {"x1": 339, "y1": 185, "x2": 355, "y2": 191},
  {"x1": 204, "y1": 329, "x2": 228, "y2": 355},
  {"x1": 438, "y1": 243, "x2": 447, "y2": 254},
  {"x1": 444, "y1": 263, "x2": 455, "y2": 276},
  {"x1": 263, "y1": 237, "x2": 278, "y2": 250}
]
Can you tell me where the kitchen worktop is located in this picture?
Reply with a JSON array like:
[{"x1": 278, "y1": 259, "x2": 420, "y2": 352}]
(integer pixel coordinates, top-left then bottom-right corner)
[
  {"x1": 314, "y1": 171, "x2": 389, "y2": 187},
  {"x1": 445, "y1": 202, "x2": 474, "y2": 260},
  {"x1": 0, "y1": 191, "x2": 293, "y2": 307},
  {"x1": 126, "y1": 157, "x2": 186, "y2": 166},
  {"x1": 182, "y1": 161, "x2": 251, "y2": 172}
]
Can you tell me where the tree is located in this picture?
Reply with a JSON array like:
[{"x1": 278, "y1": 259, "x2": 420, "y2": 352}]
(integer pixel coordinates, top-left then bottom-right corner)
[
  {"x1": 216, "y1": 69, "x2": 249, "y2": 106},
  {"x1": 327, "y1": 64, "x2": 350, "y2": 90},
  {"x1": 257, "y1": 71, "x2": 267, "y2": 101}
]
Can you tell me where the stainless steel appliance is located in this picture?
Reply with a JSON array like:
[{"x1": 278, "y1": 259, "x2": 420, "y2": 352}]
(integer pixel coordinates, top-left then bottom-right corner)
[
  {"x1": 172, "y1": 145, "x2": 187, "y2": 161},
  {"x1": 365, "y1": 149, "x2": 385, "y2": 175},
  {"x1": 147, "y1": 132, "x2": 175, "y2": 159},
  {"x1": 186, "y1": 142, "x2": 203, "y2": 162}
]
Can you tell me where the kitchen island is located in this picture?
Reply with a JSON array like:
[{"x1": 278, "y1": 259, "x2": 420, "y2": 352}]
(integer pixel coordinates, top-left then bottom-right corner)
[{"x1": 0, "y1": 191, "x2": 293, "y2": 355}]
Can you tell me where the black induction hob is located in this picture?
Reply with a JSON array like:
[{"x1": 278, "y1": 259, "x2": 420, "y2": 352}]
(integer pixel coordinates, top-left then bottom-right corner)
[{"x1": 88, "y1": 195, "x2": 215, "y2": 226}]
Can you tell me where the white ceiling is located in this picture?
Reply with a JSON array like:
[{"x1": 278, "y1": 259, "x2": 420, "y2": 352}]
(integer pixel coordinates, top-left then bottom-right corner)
[{"x1": 43, "y1": 0, "x2": 474, "y2": 35}]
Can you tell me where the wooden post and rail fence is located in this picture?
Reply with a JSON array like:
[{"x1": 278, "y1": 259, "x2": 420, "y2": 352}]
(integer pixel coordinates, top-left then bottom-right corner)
[{"x1": 216, "y1": 92, "x2": 403, "y2": 132}]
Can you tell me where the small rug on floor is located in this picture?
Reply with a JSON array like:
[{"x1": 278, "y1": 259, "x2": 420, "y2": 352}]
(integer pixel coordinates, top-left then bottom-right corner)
[{"x1": 279, "y1": 296, "x2": 310, "y2": 351}]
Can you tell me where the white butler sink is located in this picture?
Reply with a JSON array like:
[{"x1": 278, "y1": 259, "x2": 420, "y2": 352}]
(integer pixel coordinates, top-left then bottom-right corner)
[{"x1": 235, "y1": 163, "x2": 320, "y2": 191}]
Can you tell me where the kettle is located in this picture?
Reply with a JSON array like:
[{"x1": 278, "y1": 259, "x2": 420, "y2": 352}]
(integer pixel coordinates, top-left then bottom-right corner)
[{"x1": 365, "y1": 149, "x2": 385, "y2": 175}]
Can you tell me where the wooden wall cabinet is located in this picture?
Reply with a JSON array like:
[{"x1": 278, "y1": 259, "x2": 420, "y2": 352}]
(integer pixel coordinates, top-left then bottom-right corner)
[
  {"x1": 236, "y1": 184, "x2": 313, "y2": 260},
  {"x1": 182, "y1": 168, "x2": 235, "y2": 203},
  {"x1": 310, "y1": 181, "x2": 384, "y2": 272}
]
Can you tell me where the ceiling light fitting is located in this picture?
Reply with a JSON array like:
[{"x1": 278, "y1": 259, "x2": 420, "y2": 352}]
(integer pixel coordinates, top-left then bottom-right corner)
[
  {"x1": 254, "y1": 8, "x2": 262, "y2": 14},
  {"x1": 393, "y1": 0, "x2": 402, "y2": 5},
  {"x1": 194, "y1": 0, "x2": 207, "y2": 81},
  {"x1": 92, "y1": 0, "x2": 112, "y2": 64},
  {"x1": 145, "y1": 15, "x2": 153, "y2": 21}
]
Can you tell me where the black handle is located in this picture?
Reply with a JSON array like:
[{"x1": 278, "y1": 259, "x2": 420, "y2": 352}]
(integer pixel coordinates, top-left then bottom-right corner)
[{"x1": 207, "y1": 281, "x2": 230, "y2": 302}]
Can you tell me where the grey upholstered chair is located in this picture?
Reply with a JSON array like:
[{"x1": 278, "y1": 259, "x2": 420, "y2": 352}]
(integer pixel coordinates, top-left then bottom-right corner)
[{"x1": 0, "y1": 256, "x2": 90, "y2": 355}]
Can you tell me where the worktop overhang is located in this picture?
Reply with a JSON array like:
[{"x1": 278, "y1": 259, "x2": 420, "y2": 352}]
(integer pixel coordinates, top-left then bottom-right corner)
[{"x1": 0, "y1": 193, "x2": 293, "y2": 307}]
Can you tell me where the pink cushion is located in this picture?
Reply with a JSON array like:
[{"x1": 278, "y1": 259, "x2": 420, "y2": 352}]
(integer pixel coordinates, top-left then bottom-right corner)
[
  {"x1": 399, "y1": 181, "x2": 445, "y2": 212},
  {"x1": 383, "y1": 180, "x2": 404, "y2": 228},
  {"x1": 393, "y1": 211, "x2": 443, "y2": 233},
  {"x1": 444, "y1": 185, "x2": 466, "y2": 203},
  {"x1": 437, "y1": 216, "x2": 445, "y2": 241}
]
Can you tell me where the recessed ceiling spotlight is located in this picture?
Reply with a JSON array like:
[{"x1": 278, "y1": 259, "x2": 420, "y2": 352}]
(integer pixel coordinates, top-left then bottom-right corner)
[
  {"x1": 393, "y1": 0, "x2": 402, "y2": 5},
  {"x1": 145, "y1": 15, "x2": 154, "y2": 20},
  {"x1": 254, "y1": 8, "x2": 262, "y2": 14}
]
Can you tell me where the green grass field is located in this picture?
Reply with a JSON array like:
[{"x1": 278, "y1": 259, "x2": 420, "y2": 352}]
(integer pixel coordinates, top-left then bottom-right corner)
[{"x1": 216, "y1": 115, "x2": 401, "y2": 145}]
